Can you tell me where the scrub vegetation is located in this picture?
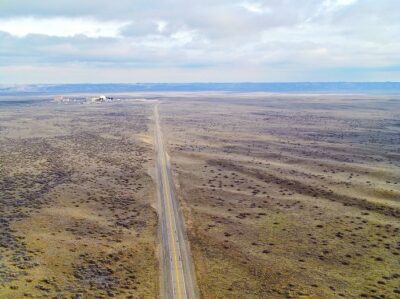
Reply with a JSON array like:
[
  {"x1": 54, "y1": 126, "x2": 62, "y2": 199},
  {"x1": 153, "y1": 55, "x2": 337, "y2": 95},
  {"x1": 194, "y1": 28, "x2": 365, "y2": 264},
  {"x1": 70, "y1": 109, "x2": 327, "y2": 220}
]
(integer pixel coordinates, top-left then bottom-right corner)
[
  {"x1": 161, "y1": 94, "x2": 400, "y2": 299},
  {"x1": 0, "y1": 100, "x2": 159, "y2": 298}
]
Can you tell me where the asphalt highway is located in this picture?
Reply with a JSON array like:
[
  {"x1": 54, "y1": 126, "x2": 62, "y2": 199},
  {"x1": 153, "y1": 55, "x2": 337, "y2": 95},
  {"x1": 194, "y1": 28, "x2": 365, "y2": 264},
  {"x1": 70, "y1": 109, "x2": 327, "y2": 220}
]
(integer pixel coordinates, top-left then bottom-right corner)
[{"x1": 154, "y1": 104, "x2": 198, "y2": 299}]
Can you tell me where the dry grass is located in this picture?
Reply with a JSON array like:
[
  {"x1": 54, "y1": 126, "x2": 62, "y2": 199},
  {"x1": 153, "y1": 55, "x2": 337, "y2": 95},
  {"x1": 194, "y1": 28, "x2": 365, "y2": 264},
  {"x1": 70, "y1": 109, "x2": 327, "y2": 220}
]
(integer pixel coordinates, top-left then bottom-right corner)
[
  {"x1": 161, "y1": 94, "x2": 400, "y2": 299},
  {"x1": 0, "y1": 100, "x2": 159, "y2": 298},
  {"x1": 1, "y1": 93, "x2": 399, "y2": 298}
]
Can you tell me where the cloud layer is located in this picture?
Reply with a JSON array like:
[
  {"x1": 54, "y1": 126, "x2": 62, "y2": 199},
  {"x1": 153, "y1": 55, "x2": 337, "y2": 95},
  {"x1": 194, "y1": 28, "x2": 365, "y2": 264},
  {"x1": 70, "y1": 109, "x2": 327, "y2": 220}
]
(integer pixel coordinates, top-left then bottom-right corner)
[
  {"x1": 0, "y1": 0, "x2": 399, "y2": 83},
  {"x1": 0, "y1": 17, "x2": 128, "y2": 38}
]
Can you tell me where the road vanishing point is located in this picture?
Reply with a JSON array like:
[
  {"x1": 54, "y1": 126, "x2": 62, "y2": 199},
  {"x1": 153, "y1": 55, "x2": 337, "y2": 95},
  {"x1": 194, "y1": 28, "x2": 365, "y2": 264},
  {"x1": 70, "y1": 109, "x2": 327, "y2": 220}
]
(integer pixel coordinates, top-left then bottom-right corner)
[{"x1": 154, "y1": 104, "x2": 198, "y2": 299}]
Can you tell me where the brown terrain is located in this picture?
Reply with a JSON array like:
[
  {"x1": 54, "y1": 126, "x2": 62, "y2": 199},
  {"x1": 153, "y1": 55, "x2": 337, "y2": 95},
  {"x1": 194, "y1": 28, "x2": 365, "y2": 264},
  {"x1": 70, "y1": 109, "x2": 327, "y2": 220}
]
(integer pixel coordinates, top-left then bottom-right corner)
[
  {"x1": 0, "y1": 99, "x2": 159, "y2": 298},
  {"x1": 0, "y1": 93, "x2": 399, "y2": 299},
  {"x1": 160, "y1": 93, "x2": 400, "y2": 299}
]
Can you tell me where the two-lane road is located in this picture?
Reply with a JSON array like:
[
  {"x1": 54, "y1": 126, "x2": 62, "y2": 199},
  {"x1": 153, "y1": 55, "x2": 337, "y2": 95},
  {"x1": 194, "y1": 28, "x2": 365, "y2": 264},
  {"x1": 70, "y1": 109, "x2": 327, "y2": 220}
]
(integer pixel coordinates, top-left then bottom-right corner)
[{"x1": 154, "y1": 104, "x2": 198, "y2": 299}]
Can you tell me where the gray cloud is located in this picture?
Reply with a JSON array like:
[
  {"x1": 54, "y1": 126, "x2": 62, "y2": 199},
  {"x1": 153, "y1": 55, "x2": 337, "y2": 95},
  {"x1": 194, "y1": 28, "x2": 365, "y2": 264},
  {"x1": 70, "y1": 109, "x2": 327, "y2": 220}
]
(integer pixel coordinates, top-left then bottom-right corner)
[{"x1": 0, "y1": 0, "x2": 399, "y2": 83}]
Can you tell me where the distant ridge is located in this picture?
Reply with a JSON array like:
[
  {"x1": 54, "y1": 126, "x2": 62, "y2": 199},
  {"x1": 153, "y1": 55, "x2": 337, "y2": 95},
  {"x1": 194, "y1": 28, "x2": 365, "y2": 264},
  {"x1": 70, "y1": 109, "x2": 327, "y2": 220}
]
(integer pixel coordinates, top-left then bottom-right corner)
[{"x1": 1, "y1": 82, "x2": 400, "y2": 95}]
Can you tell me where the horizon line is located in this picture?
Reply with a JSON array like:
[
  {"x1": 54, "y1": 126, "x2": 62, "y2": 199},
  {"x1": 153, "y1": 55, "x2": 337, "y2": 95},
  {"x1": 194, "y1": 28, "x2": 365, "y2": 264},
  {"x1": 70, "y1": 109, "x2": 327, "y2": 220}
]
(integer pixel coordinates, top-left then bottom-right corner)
[{"x1": 2, "y1": 81, "x2": 400, "y2": 86}]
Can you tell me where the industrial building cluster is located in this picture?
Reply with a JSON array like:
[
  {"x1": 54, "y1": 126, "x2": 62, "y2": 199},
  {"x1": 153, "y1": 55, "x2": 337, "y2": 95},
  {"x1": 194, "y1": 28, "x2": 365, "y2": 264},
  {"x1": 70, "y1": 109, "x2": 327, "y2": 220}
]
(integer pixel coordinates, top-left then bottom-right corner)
[{"x1": 53, "y1": 95, "x2": 120, "y2": 104}]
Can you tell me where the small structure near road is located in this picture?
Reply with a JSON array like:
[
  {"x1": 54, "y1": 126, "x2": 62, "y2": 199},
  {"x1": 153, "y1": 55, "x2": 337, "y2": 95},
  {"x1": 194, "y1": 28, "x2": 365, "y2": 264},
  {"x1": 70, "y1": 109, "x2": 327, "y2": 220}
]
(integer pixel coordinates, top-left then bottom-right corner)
[
  {"x1": 88, "y1": 95, "x2": 118, "y2": 103},
  {"x1": 90, "y1": 95, "x2": 107, "y2": 103}
]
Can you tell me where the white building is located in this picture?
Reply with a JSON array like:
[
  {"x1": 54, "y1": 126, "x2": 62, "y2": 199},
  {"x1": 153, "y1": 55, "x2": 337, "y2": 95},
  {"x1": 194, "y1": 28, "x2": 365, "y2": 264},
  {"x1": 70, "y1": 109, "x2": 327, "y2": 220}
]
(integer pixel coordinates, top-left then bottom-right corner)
[{"x1": 90, "y1": 95, "x2": 107, "y2": 103}]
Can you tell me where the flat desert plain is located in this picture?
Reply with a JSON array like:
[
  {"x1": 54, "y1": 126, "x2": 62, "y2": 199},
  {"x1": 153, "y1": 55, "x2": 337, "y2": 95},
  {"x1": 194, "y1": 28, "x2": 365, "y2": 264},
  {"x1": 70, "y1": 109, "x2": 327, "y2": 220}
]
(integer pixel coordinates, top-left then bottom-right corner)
[
  {"x1": 0, "y1": 99, "x2": 159, "y2": 298},
  {"x1": 0, "y1": 93, "x2": 399, "y2": 299},
  {"x1": 160, "y1": 94, "x2": 400, "y2": 299}
]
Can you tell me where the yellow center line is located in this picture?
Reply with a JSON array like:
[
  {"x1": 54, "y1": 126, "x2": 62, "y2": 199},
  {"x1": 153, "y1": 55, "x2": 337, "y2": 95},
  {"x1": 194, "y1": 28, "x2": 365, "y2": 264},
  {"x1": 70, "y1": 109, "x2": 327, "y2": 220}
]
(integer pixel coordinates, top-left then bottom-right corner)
[{"x1": 156, "y1": 106, "x2": 183, "y2": 299}]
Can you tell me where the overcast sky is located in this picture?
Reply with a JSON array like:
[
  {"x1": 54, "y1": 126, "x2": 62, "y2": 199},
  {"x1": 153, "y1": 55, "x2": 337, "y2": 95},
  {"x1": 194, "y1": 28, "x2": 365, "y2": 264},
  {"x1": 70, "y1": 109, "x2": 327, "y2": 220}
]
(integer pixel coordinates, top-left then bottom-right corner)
[{"x1": 0, "y1": 0, "x2": 399, "y2": 83}]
